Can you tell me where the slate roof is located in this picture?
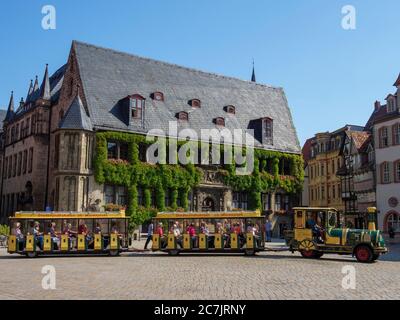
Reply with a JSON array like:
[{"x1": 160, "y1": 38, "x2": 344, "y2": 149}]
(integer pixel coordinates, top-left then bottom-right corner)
[
  {"x1": 0, "y1": 109, "x2": 7, "y2": 131},
  {"x1": 73, "y1": 41, "x2": 301, "y2": 153},
  {"x1": 59, "y1": 95, "x2": 92, "y2": 131}
]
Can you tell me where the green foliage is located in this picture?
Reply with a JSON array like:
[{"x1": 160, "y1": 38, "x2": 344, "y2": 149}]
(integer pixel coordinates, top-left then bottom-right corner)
[
  {"x1": 223, "y1": 149, "x2": 304, "y2": 196},
  {"x1": 0, "y1": 225, "x2": 10, "y2": 236},
  {"x1": 95, "y1": 132, "x2": 202, "y2": 226},
  {"x1": 94, "y1": 132, "x2": 304, "y2": 224},
  {"x1": 129, "y1": 206, "x2": 158, "y2": 230}
]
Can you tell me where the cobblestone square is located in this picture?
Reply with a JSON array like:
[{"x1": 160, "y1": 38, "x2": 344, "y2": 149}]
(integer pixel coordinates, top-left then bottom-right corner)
[{"x1": 1, "y1": 241, "x2": 399, "y2": 300}]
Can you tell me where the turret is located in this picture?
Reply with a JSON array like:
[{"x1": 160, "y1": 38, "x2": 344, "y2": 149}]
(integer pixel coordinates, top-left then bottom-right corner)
[
  {"x1": 25, "y1": 80, "x2": 34, "y2": 103},
  {"x1": 36, "y1": 64, "x2": 51, "y2": 105},
  {"x1": 4, "y1": 91, "x2": 15, "y2": 123}
]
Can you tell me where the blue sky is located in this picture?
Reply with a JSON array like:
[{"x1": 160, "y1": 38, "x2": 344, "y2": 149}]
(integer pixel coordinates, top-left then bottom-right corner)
[{"x1": 0, "y1": 0, "x2": 399, "y2": 145}]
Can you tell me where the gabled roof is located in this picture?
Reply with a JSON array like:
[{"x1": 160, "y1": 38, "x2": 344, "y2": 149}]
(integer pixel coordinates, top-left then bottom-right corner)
[
  {"x1": 59, "y1": 95, "x2": 92, "y2": 131},
  {"x1": 347, "y1": 131, "x2": 371, "y2": 152},
  {"x1": 73, "y1": 41, "x2": 301, "y2": 153},
  {"x1": 301, "y1": 138, "x2": 313, "y2": 165},
  {"x1": 393, "y1": 73, "x2": 400, "y2": 87},
  {"x1": 365, "y1": 104, "x2": 388, "y2": 130}
]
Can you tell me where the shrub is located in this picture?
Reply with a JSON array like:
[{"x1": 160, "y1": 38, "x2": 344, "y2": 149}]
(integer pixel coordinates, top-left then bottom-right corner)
[{"x1": 0, "y1": 225, "x2": 10, "y2": 236}]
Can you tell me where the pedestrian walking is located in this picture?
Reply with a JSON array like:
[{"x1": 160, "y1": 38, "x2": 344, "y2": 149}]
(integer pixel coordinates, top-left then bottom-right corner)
[
  {"x1": 265, "y1": 218, "x2": 272, "y2": 242},
  {"x1": 144, "y1": 222, "x2": 154, "y2": 250}
]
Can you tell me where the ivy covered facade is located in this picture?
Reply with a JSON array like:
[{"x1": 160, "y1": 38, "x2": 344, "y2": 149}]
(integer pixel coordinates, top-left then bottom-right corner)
[
  {"x1": 93, "y1": 131, "x2": 303, "y2": 231},
  {"x1": 1, "y1": 41, "x2": 303, "y2": 236}
]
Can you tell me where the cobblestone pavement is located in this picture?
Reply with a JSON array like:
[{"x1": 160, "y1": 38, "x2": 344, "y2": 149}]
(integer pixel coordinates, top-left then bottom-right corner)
[{"x1": 0, "y1": 242, "x2": 399, "y2": 300}]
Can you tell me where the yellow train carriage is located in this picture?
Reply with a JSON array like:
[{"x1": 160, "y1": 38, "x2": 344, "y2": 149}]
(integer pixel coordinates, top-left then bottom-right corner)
[
  {"x1": 7, "y1": 211, "x2": 130, "y2": 258},
  {"x1": 151, "y1": 210, "x2": 265, "y2": 256}
]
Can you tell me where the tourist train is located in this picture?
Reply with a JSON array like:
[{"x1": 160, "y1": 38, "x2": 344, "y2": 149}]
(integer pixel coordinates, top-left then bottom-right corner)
[{"x1": 6, "y1": 206, "x2": 387, "y2": 263}]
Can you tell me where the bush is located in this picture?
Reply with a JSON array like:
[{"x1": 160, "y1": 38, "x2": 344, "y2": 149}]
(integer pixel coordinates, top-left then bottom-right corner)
[
  {"x1": 129, "y1": 206, "x2": 158, "y2": 231},
  {"x1": 0, "y1": 225, "x2": 10, "y2": 236}
]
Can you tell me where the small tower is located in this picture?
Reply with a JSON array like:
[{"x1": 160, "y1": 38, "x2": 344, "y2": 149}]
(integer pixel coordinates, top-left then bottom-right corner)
[
  {"x1": 251, "y1": 59, "x2": 256, "y2": 83},
  {"x1": 31, "y1": 75, "x2": 40, "y2": 101},
  {"x1": 19, "y1": 97, "x2": 25, "y2": 109},
  {"x1": 4, "y1": 91, "x2": 14, "y2": 124},
  {"x1": 37, "y1": 64, "x2": 51, "y2": 105},
  {"x1": 25, "y1": 79, "x2": 34, "y2": 103}
]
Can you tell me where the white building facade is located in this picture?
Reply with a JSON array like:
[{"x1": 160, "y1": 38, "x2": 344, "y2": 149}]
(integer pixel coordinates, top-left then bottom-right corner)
[{"x1": 373, "y1": 76, "x2": 400, "y2": 233}]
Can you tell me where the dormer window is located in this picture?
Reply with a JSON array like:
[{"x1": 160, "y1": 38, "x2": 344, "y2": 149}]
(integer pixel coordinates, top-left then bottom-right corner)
[
  {"x1": 387, "y1": 96, "x2": 396, "y2": 113},
  {"x1": 263, "y1": 117, "x2": 273, "y2": 145},
  {"x1": 224, "y1": 105, "x2": 236, "y2": 114},
  {"x1": 130, "y1": 94, "x2": 145, "y2": 119},
  {"x1": 177, "y1": 111, "x2": 189, "y2": 121},
  {"x1": 214, "y1": 117, "x2": 225, "y2": 127},
  {"x1": 189, "y1": 99, "x2": 201, "y2": 108},
  {"x1": 151, "y1": 92, "x2": 164, "y2": 101}
]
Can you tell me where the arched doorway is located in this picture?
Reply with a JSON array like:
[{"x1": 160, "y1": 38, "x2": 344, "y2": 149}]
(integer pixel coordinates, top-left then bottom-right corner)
[
  {"x1": 384, "y1": 211, "x2": 400, "y2": 233},
  {"x1": 202, "y1": 197, "x2": 215, "y2": 212}
]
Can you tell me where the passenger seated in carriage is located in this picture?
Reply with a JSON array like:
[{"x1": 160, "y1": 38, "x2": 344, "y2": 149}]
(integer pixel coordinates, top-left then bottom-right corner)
[
  {"x1": 13, "y1": 222, "x2": 25, "y2": 251},
  {"x1": 49, "y1": 222, "x2": 60, "y2": 250}
]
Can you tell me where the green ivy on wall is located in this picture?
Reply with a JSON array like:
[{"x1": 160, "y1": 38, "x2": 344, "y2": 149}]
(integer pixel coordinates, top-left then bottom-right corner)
[{"x1": 94, "y1": 132, "x2": 304, "y2": 225}]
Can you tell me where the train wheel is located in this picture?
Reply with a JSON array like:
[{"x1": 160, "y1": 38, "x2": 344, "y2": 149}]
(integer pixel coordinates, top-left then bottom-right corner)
[
  {"x1": 299, "y1": 239, "x2": 317, "y2": 259},
  {"x1": 355, "y1": 245, "x2": 373, "y2": 263},
  {"x1": 372, "y1": 253, "x2": 380, "y2": 261},
  {"x1": 109, "y1": 250, "x2": 120, "y2": 257},
  {"x1": 168, "y1": 250, "x2": 180, "y2": 256},
  {"x1": 313, "y1": 252, "x2": 324, "y2": 259},
  {"x1": 244, "y1": 249, "x2": 255, "y2": 256},
  {"x1": 26, "y1": 252, "x2": 38, "y2": 258},
  {"x1": 300, "y1": 250, "x2": 315, "y2": 258}
]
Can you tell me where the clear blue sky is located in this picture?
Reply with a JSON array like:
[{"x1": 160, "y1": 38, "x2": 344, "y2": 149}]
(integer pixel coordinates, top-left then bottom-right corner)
[{"x1": 0, "y1": 0, "x2": 399, "y2": 145}]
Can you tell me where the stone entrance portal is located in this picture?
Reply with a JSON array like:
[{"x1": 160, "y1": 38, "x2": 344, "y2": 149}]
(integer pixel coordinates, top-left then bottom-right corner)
[{"x1": 202, "y1": 197, "x2": 215, "y2": 212}]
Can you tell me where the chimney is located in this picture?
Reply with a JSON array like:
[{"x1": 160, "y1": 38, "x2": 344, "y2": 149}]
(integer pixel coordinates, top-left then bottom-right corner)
[{"x1": 374, "y1": 100, "x2": 381, "y2": 111}]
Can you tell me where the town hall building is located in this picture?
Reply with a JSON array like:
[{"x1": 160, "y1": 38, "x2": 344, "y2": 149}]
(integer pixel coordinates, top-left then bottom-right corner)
[{"x1": 0, "y1": 41, "x2": 303, "y2": 237}]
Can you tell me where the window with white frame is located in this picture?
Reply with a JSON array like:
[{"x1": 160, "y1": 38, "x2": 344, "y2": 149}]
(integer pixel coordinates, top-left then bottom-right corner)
[
  {"x1": 263, "y1": 118, "x2": 273, "y2": 145},
  {"x1": 131, "y1": 97, "x2": 144, "y2": 119},
  {"x1": 104, "y1": 185, "x2": 127, "y2": 206},
  {"x1": 387, "y1": 213, "x2": 400, "y2": 232},
  {"x1": 396, "y1": 161, "x2": 400, "y2": 182},
  {"x1": 232, "y1": 192, "x2": 248, "y2": 210},
  {"x1": 393, "y1": 124, "x2": 400, "y2": 145},
  {"x1": 275, "y1": 194, "x2": 281, "y2": 211},
  {"x1": 382, "y1": 162, "x2": 391, "y2": 183},
  {"x1": 380, "y1": 127, "x2": 389, "y2": 148},
  {"x1": 261, "y1": 193, "x2": 270, "y2": 211}
]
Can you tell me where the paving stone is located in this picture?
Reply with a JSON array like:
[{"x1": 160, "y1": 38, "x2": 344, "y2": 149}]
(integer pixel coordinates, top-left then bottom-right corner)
[{"x1": 0, "y1": 243, "x2": 399, "y2": 300}]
